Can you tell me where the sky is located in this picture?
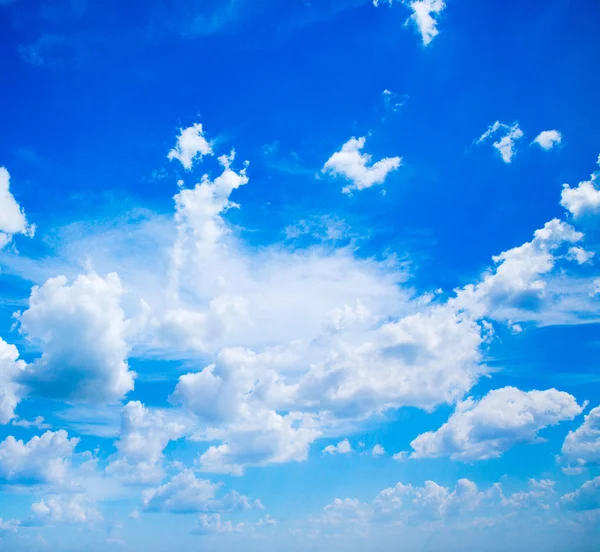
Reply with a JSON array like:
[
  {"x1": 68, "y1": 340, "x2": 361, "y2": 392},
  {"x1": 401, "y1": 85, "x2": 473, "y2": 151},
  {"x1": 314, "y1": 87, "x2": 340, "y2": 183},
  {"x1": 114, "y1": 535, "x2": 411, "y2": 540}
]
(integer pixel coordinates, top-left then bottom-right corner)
[{"x1": 1, "y1": 0, "x2": 600, "y2": 550}]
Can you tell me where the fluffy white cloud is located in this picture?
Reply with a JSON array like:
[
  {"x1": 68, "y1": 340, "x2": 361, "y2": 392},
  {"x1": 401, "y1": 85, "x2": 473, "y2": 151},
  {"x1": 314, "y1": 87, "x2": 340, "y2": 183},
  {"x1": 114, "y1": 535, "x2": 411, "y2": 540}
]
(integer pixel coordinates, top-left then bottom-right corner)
[
  {"x1": 372, "y1": 444, "x2": 385, "y2": 456},
  {"x1": 409, "y1": 387, "x2": 584, "y2": 461},
  {"x1": 193, "y1": 409, "x2": 321, "y2": 476},
  {"x1": 561, "y1": 477, "x2": 600, "y2": 511},
  {"x1": 6, "y1": 122, "x2": 595, "y2": 479},
  {"x1": 407, "y1": 0, "x2": 446, "y2": 46},
  {"x1": 477, "y1": 121, "x2": 524, "y2": 163},
  {"x1": 0, "y1": 338, "x2": 26, "y2": 425},
  {"x1": 167, "y1": 123, "x2": 213, "y2": 170},
  {"x1": 561, "y1": 169, "x2": 600, "y2": 218},
  {"x1": 0, "y1": 430, "x2": 79, "y2": 484},
  {"x1": 16, "y1": 272, "x2": 137, "y2": 403},
  {"x1": 453, "y1": 218, "x2": 586, "y2": 322},
  {"x1": 323, "y1": 439, "x2": 352, "y2": 455},
  {"x1": 142, "y1": 469, "x2": 262, "y2": 514},
  {"x1": 106, "y1": 401, "x2": 187, "y2": 485},
  {"x1": 532, "y1": 130, "x2": 562, "y2": 150},
  {"x1": 0, "y1": 167, "x2": 34, "y2": 250},
  {"x1": 560, "y1": 406, "x2": 600, "y2": 472},
  {"x1": 321, "y1": 136, "x2": 401, "y2": 194},
  {"x1": 29, "y1": 495, "x2": 102, "y2": 524}
]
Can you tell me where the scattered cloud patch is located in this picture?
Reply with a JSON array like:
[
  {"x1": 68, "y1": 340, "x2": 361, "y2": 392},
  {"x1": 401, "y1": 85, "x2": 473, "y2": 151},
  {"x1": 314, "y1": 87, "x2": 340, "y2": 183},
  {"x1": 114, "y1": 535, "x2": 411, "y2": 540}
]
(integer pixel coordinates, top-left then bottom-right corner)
[
  {"x1": 12, "y1": 416, "x2": 51, "y2": 430},
  {"x1": 323, "y1": 439, "x2": 352, "y2": 455},
  {"x1": 477, "y1": 121, "x2": 524, "y2": 163},
  {"x1": 322, "y1": 136, "x2": 401, "y2": 194},
  {"x1": 382, "y1": 89, "x2": 408, "y2": 112}
]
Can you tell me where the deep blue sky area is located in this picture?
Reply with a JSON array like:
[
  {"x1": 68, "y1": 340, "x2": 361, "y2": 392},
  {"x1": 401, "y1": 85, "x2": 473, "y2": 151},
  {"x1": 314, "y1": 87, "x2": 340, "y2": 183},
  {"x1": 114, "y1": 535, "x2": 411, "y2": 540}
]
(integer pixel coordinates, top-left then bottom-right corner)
[{"x1": 0, "y1": 1, "x2": 599, "y2": 551}]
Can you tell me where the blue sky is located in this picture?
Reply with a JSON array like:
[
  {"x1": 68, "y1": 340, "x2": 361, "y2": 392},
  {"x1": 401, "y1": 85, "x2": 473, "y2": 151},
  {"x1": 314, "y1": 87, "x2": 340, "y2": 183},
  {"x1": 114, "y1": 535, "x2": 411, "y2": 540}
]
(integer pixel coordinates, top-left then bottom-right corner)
[{"x1": 1, "y1": 0, "x2": 600, "y2": 550}]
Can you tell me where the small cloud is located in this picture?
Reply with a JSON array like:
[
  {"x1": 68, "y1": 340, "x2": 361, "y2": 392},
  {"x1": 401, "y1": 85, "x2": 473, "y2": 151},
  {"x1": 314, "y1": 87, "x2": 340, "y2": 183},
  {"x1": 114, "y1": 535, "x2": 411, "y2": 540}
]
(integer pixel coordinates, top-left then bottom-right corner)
[
  {"x1": 322, "y1": 136, "x2": 401, "y2": 194},
  {"x1": 323, "y1": 439, "x2": 352, "y2": 455},
  {"x1": 532, "y1": 130, "x2": 562, "y2": 150},
  {"x1": 392, "y1": 451, "x2": 408, "y2": 461},
  {"x1": 477, "y1": 121, "x2": 524, "y2": 163},
  {"x1": 372, "y1": 444, "x2": 385, "y2": 457}
]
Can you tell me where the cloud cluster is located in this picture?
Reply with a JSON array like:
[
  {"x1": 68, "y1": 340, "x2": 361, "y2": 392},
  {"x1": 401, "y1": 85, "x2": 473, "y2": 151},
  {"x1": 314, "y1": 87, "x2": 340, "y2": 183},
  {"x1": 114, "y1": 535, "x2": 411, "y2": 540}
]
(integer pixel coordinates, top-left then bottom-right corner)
[
  {"x1": 0, "y1": 430, "x2": 79, "y2": 485},
  {"x1": 409, "y1": 387, "x2": 584, "y2": 461},
  {"x1": 142, "y1": 469, "x2": 262, "y2": 514}
]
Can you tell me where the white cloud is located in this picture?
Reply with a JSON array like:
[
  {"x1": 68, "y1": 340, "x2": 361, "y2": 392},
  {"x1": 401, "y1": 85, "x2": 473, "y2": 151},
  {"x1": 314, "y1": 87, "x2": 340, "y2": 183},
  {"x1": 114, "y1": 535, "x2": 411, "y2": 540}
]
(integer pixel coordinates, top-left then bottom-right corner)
[
  {"x1": 567, "y1": 246, "x2": 594, "y2": 264},
  {"x1": 477, "y1": 121, "x2": 524, "y2": 163},
  {"x1": 29, "y1": 495, "x2": 102, "y2": 524},
  {"x1": 561, "y1": 170, "x2": 600, "y2": 218},
  {"x1": 321, "y1": 136, "x2": 401, "y2": 194},
  {"x1": 193, "y1": 409, "x2": 321, "y2": 476},
  {"x1": 12, "y1": 416, "x2": 51, "y2": 430},
  {"x1": 561, "y1": 477, "x2": 600, "y2": 511},
  {"x1": 323, "y1": 439, "x2": 352, "y2": 455},
  {"x1": 407, "y1": 0, "x2": 446, "y2": 46},
  {"x1": 106, "y1": 401, "x2": 187, "y2": 485},
  {"x1": 314, "y1": 476, "x2": 561, "y2": 532},
  {"x1": 142, "y1": 469, "x2": 262, "y2": 514},
  {"x1": 560, "y1": 406, "x2": 600, "y2": 472},
  {"x1": 167, "y1": 123, "x2": 213, "y2": 170},
  {"x1": 0, "y1": 166, "x2": 35, "y2": 250},
  {"x1": 372, "y1": 444, "x2": 385, "y2": 456},
  {"x1": 0, "y1": 430, "x2": 79, "y2": 484},
  {"x1": 16, "y1": 272, "x2": 137, "y2": 403},
  {"x1": 504, "y1": 479, "x2": 555, "y2": 510},
  {"x1": 409, "y1": 386, "x2": 584, "y2": 461},
  {"x1": 532, "y1": 130, "x2": 562, "y2": 150},
  {"x1": 0, "y1": 338, "x2": 26, "y2": 425},
  {"x1": 192, "y1": 513, "x2": 245, "y2": 535},
  {"x1": 5, "y1": 122, "x2": 597, "y2": 479},
  {"x1": 452, "y1": 218, "x2": 586, "y2": 323}
]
